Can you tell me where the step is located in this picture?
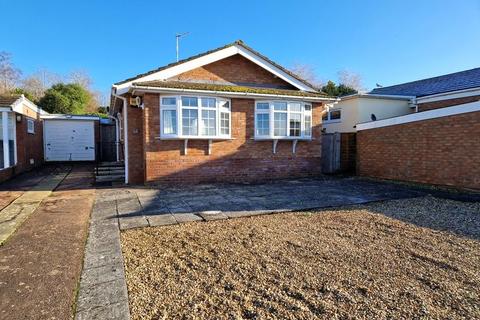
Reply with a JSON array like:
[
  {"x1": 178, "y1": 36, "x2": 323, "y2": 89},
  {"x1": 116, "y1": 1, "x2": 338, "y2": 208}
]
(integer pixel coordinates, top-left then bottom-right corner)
[
  {"x1": 97, "y1": 163, "x2": 125, "y2": 168},
  {"x1": 95, "y1": 168, "x2": 125, "y2": 173},
  {"x1": 95, "y1": 175, "x2": 125, "y2": 183}
]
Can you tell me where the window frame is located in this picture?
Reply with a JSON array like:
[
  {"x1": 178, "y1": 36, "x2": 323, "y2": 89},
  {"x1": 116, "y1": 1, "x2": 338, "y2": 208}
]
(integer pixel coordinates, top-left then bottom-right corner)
[
  {"x1": 254, "y1": 100, "x2": 313, "y2": 140},
  {"x1": 159, "y1": 95, "x2": 231, "y2": 139},
  {"x1": 322, "y1": 109, "x2": 342, "y2": 123},
  {"x1": 27, "y1": 118, "x2": 35, "y2": 134}
]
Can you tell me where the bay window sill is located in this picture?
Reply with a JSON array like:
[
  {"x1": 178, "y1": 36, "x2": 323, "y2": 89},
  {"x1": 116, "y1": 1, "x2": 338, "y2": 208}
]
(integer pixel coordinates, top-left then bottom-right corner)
[{"x1": 252, "y1": 137, "x2": 314, "y2": 141}]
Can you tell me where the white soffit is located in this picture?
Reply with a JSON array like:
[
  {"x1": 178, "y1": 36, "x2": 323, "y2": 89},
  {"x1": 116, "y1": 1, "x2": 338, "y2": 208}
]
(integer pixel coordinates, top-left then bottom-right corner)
[
  {"x1": 115, "y1": 44, "x2": 316, "y2": 94},
  {"x1": 357, "y1": 100, "x2": 480, "y2": 131}
]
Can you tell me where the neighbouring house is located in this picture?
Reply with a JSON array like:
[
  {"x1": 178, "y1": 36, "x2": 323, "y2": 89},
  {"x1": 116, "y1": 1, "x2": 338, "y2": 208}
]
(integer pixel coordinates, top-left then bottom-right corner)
[
  {"x1": 110, "y1": 40, "x2": 335, "y2": 184},
  {"x1": 370, "y1": 67, "x2": 480, "y2": 112},
  {"x1": 356, "y1": 67, "x2": 480, "y2": 190},
  {"x1": 0, "y1": 94, "x2": 47, "y2": 183},
  {"x1": 324, "y1": 67, "x2": 480, "y2": 133},
  {"x1": 322, "y1": 93, "x2": 415, "y2": 133}
]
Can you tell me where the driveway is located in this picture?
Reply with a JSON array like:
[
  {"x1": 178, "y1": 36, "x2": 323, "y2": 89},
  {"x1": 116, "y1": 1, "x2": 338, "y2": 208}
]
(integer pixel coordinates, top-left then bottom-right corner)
[{"x1": 116, "y1": 177, "x2": 428, "y2": 230}]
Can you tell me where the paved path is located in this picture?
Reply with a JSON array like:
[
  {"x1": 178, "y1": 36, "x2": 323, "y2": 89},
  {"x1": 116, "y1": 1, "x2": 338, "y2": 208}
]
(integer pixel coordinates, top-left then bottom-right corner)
[
  {"x1": 0, "y1": 165, "x2": 95, "y2": 320},
  {"x1": 75, "y1": 188, "x2": 131, "y2": 320},
  {"x1": 118, "y1": 177, "x2": 427, "y2": 230},
  {"x1": 0, "y1": 167, "x2": 68, "y2": 245}
]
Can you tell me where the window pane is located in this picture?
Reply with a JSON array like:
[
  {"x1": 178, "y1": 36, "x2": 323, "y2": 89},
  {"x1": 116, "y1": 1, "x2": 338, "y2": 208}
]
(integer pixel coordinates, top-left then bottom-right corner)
[
  {"x1": 256, "y1": 113, "x2": 269, "y2": 136},
  {"x1": 305, "y1": 115, "x2": 312, "y2": 136},
  {"x1": 289, "y1": 113, "x2": 301, "y2": 137},
  {"x1": 290, "y1": 103, "x2": 301, "y2": 112},
  {"x1": 201, "y1": 97, "x2": 216, "y2": 108},
  {"x1": 273, "y1": 113, "x2": 287, "y2": 136},
  {"x1": 220, "y1": 101, "x2": 230, "y2": 110},
  {"x1": 181, "y1": 96, "x2": 198, "y2": 107},
  {"x1": 256, "y1": 102, "x2": 269, "y2": 110},
  {"x1": 161, "y1": 97, "x2": 176, "y2": 106},
  {"x1": 273, "y1": 102, "x2": 287, "y2": 111},
  {"x1": 162, "y1": 110, "x2": 177, "y2": 134},
  {"x1": 182, "y1": 109, "x2": 198, "y2": 135},
  {"x1": 201, "y1": 110, "x2": 216, "y2": 136},
  {"x1": 322, "y1": 113, "x2": 328, "y2": 121},
  {"x1": 330, "y1": 110, "x2": 341, "y2": 120},
  {"x1": 220, "y1": 112, "x2": 229, "y2": 135},
  {"x1": 304, "y1": 104, "x2": 312, "y2": 111}
]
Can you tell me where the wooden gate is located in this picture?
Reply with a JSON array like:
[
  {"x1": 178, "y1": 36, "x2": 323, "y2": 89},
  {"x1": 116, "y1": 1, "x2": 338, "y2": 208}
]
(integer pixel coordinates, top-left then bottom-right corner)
[
  {"x1": 100, "y1": 124, "x2": 117, "y2": 162},
  {"x1": 321, "y1": 133, "x2": 341, "y2": 173}
]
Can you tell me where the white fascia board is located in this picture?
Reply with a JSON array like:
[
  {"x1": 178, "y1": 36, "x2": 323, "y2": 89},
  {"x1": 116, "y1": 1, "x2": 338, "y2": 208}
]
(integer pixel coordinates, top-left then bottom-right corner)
[
  {"x1": 114, "y1": 44, "x2": 317, "y2": 93},
  {"x1": 357, "y1": 100, "x2": 480, "y2": 131},
  {"x1": 416, "y1": 87, "x2": 480, "y2": 104},
  {"x1": 11, "y1": 96, "x2": 48, "y2": 115},
  {"x1": 41, "y1": 114, "x2": 100, "y2": 120},
  {"x1": 340, "y1": 93, "x2": 415, "y2": 101},
  {"x1": 131, "y1": 85, "x2": 335, "y2": 102}
]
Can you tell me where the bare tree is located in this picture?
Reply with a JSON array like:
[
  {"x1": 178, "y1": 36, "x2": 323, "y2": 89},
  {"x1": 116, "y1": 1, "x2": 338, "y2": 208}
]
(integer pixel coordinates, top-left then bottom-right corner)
[
  {"x1": 20, "y1": 69, "x2": 62, "y2": 101},
  {"x1": 290, "y1": 63, "x2": 324, "y2": 89},
  {"x1": 68, "y1": 70, "x2": 92, "y2": 89},
  {"x1": 337, "y1": 69, "x2": 364, "y2": 91},
  {"x1": 0, "y1": 52, "x2": 21, "y2": 94}
]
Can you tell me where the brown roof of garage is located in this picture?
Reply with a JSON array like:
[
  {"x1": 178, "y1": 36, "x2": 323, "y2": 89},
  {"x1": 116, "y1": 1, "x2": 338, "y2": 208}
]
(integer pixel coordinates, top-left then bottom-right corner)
[
  {"x1": 132, "y1": 80, "x2": 328, "y2": 98},
  {"x1": 0, "y1": 94, "x2": 21, "y2": 107}
]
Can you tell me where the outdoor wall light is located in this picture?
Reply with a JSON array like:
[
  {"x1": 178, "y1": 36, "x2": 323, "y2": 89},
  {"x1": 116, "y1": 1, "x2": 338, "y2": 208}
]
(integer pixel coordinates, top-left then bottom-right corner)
[{"x1": 16, "y1": 114, "x2": 22, "y2": 122}]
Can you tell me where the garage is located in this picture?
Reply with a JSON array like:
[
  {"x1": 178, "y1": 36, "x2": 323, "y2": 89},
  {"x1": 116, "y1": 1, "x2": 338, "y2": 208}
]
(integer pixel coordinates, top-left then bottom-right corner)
[{"x1": 42, "y1": 115, "x2": 99, "y2": 161}]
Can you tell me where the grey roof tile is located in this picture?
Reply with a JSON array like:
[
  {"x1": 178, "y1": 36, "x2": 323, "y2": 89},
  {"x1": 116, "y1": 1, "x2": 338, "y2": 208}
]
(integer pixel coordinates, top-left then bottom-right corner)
[{"x1": 370, "y1": 67, "x2": 480, "y2": 97}]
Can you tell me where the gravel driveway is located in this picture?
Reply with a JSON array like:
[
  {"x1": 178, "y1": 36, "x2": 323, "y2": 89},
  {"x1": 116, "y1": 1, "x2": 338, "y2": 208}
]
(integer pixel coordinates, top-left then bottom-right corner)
[{"x1": 121, "y1": 196, "x2": 480, "y2": 319}]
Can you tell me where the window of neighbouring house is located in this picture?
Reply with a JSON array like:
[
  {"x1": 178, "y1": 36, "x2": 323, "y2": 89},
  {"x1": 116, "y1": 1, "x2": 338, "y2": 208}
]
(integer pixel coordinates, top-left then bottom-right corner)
[
  {"x1": 323, "y1": 109, "x2": 341, "y2": 123},
  {"x1": 254, "y1": 101, "x2": 312, "y2": 139},
  {"x1": 27, "y1": 119, "x2": 35, "y2": 134},
  {"x1": 159, "y1": 95, "x2": 231, "y2": 139}
]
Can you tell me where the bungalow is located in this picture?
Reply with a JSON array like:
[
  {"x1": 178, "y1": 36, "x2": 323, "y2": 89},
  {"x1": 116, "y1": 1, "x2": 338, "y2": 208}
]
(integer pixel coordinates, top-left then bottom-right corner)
[
  {"x1": 110, "y1": 40, "x2": 335, "y2": 184},
  {"x1": 0, "y1": 94, "x2": 47, "y2": 183}
]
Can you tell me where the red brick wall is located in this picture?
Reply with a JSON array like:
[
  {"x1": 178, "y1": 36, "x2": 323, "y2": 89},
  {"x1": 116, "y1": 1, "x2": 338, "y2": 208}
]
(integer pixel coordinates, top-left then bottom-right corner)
[
  {"x1": 127, "y1": 93, "x2": 323, "y2": 184},
  {"x1": 418, "y1": 95, "x2": 480, "y2": 112},
  {"x1": 125, "y1": 95, "x2": 145, "y2": 184},
  {"x1": 168, "y1": 54, "x2": 297, "y2": 90},
  {"x1": 357, "y1": 111, "x2": 480, "y2": 190},
  {"x1": 0, "y1": 110, "x2": 43, "y2": 184}
]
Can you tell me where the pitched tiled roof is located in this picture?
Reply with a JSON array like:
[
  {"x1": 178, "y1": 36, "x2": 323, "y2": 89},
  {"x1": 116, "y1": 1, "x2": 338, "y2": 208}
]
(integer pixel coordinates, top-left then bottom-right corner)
[
  {"x1": 115, "y1": 40, "x2": 318, "y2": 91},
  {"x1": 0, "y1": 94, "x2": 22, "y2": 107},
  {"x1": 370, "y1": 67, "x2": 480, "y2": 97},
  {"x1": 133, "y1": 80, "x2": 328, "y2": 98}
]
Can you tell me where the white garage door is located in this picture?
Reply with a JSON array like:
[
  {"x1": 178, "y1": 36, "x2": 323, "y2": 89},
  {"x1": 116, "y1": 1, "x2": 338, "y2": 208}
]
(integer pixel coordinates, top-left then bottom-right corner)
[{"x1": 44, "y1": 120, "x2": 95, "y2": 161}]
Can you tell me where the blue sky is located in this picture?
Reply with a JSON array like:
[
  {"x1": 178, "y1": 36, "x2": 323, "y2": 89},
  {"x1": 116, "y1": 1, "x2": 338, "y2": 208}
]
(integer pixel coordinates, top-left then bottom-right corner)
[{"x1": 1, "y1": 0, "x2": 479, "y2": 95}]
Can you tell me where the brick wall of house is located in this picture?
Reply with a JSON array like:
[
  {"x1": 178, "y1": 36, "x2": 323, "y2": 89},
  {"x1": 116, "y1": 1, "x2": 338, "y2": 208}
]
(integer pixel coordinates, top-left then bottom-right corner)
[
  {"x1": 357, "y1": 111, "x2": 480, "y2": 190},
  {"x1": 125, "y1": 96, "x2": 145, "y2": 184},
  {"x1": 129, "y1": 93, "x2": 323, "y2": 185},
  {"x1": 0, "y1": 108, "x2": 43, "y2": 184},
  {"x1": 417, "y1": 95, "x2": 480, "y2": 112},
  {"x1": 168, "y1": 54, "x2": 297, "y2": 90}
]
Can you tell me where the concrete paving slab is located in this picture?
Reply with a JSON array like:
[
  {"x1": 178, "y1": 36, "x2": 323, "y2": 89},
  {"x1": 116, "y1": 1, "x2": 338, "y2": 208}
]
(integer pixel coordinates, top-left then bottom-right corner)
[
  {"x1": 76, "y1": 301, "x2": 130, "y2": 320},
  {"x1": 119, "y1": 216, "x2": 149, "y2": 230},
  {"x1": 174, "y1": 213, "x2": 204, "y2": 223},
  {"x1": 147, "y1": 214, "x2": 178, "y2": 227},
  {"x1": 76, "y1": 278, "x2": 129, "y2": 312},
  {"x1": 80, "y1": 263, "x2": 125, "y2": 288},
  {"x1": 198, "y1": 211, "x2": 229, "y2": 221}
]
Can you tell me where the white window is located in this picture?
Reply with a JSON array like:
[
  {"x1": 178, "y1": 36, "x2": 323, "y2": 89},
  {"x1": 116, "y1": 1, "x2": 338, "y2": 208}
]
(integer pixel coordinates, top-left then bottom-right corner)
[
  {"x1": 323, "y1": 109, "x2": 341, "y2": 123},
  {"x1": 27, "y1": 118, "x2": 35, "y2": 134},
  {"x1": 160, "y1": 95, "x2": 231, "y2": 139},
  {"x1": 255, "y1": 101, "x2": 313, "y2": 139}
]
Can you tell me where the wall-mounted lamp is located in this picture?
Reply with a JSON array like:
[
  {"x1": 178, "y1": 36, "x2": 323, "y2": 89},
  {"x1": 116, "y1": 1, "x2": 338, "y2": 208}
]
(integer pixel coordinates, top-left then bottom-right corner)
[{"x1": 16, "y1": 114, "x2": 22, "y2": 122}]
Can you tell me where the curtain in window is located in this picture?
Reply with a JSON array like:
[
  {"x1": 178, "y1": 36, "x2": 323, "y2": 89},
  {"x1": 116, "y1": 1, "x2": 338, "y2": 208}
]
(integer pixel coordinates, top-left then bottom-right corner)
[{"x1": 162, "y1": 110, "x2": 177, "y2": 135}]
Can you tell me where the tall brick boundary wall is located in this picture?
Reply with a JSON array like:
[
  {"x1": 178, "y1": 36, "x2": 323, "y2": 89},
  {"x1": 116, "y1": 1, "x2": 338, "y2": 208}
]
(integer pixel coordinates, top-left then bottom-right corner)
[
  {"x1": 357, "y1": 110, "x2": 480, "y2": 190},
  {"x1": 417, "y1": 95, "x2": 480, "y2": 112}
]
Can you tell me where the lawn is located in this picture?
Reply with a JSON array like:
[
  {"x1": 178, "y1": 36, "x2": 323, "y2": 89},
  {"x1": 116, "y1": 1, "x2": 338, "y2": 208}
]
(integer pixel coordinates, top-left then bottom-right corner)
[{"x1": 121, "y1": 196, "x2": 480, "y2": 319}]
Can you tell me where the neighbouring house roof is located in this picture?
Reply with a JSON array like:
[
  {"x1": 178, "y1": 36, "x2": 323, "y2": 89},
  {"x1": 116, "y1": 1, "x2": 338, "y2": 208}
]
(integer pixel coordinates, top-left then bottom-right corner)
[
  {"x1": 370, "y1": 67, "x2": 480, "y2": 97},
  {"x1": 0, "y1": 94, "x2": 22, "y2": 107},
  {"x1": 114, "y1": 40, "x2": 319, "y2": 92},
  {"x1": 132, "y1": 80, "x2": 329, "y2": 98}
]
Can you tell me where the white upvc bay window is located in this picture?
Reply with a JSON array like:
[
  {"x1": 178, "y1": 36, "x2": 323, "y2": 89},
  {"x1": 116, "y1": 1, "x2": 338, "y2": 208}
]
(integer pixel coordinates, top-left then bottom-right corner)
[
  {"x1": 255, "y1": 100, "x2": 313, "y2": 139},
  {"x1": 160, "y1": 95, "x2": 231, "y2": 139}
]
